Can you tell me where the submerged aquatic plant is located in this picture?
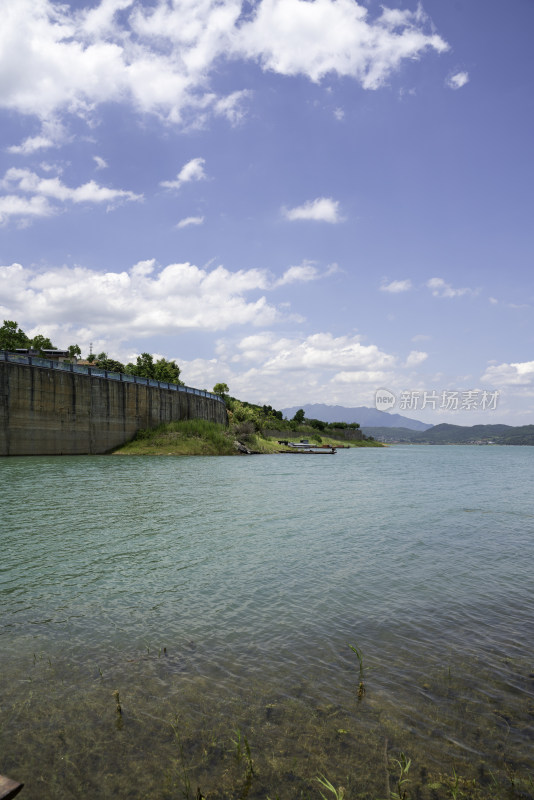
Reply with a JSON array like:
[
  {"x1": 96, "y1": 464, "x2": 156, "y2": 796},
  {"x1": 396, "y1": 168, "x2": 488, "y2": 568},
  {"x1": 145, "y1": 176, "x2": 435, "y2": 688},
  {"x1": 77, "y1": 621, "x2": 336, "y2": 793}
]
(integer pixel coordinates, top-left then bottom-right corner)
[
  {"x1": 171, "y1": 717, "x2": 194, "y2": 799},
  {"x1": 393, "y1": 752, "x2": 412, "y2": 800},
  {"x1": 112, "y1": 689, "x2": 122, "y2": 715},
  {"x1": 316, "y1": 773, "x2": 346, "y2": 800},
  {"x1": 231, "y1": 729, "x2": 254, "y2": 799},
  {"x1": 348, "y1": 643, "x2": 366, "y2": 699},
  {"x1": 231, "y1": 729, "x2": 243, "y2": 762}
]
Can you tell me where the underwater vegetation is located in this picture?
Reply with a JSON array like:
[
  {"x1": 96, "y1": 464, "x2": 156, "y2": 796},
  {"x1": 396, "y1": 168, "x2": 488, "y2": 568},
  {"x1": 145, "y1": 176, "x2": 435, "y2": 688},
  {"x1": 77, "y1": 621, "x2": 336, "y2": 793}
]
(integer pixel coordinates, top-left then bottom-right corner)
[{"x1": 1, "y1": 640, "x2": 533, "y2": 800}]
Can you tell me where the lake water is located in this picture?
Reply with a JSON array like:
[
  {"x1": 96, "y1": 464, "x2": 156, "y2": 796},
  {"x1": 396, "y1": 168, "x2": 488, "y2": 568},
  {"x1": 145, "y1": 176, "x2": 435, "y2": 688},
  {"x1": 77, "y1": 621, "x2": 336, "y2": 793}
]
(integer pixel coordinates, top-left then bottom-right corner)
[{"x1": 1, "y1": 446, "x2": 533, "y2": 799}]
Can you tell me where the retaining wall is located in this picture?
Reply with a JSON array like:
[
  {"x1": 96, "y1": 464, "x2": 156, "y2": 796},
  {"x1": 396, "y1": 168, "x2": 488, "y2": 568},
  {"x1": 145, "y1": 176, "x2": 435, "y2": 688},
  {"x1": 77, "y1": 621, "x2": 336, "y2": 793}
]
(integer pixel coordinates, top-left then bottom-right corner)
[{"x1": 0, "y1": 360, "x2": 227, "y2": 456}]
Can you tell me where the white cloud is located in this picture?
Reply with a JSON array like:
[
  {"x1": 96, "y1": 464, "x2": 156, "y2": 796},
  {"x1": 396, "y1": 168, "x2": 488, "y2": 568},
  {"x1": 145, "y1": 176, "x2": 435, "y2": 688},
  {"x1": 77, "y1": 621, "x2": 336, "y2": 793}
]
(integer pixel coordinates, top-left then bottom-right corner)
[
  {"x1": 405, "y1": 350, "x2": 428, "y2": 367},
  {"x1": 233, "y1": 0, "x2": 448, "y2": 88},
  {"x1": 0, "y1": 195, "x2": 54, "y2": 224},
  {"x1": 0, "y1": 257, "x2": 336, "y2": 342},
  {"x1": 93, "y1": 155, "x2": 108, "y2": 170},
  {"x1": 333, "y1": 370, "x2": 392, "y2": 384},
  {"x1": 6, "y1": 119, "x2": 67, "y2": 155},
  {"x1": 0, "y1": 167, "x2": 141, "y2": 223},
  {"x1": 284, "y1": 197, "x2": 343, "y2": 223},
  {"x1": 334, "y1": 107, "x2": 345, "y2": 121},
  {"x1": 160, "y1": 158, "x2": 207, "y2": 190},
  {"x1": 214, "y1": 90, "x2": 252, "y2": 125},
  {"x1": 426, "y1": 277, "x2": 476, "y2": 298},
  {"x1": 275, "y1": 262, "x2": 319, "y2": 286},
  {"x1": 0, "y1": 0, "x2": 448, "y2": 128},
  {"x1": 0, "y1": 258, "x2": 436, "y2": 407},
  {"x1": 446, "y1": 71, "x2": 469, "y2": 90},
  {"x1": 7, "y1": 135, "x2": 56, "y2": 155},
  {"x1": 81, "y1": 0, "x2": 135, "y2": 38},
  {"x1": 481, "y1": 360, "x2": 534, "y2": 386},
  {"x1": 180, "y1": 330, "x2": 400, "y2": 405},
  {"x1": 251, "y1": 331, "x2": 396, "y2": 372},
  {"x1": 176, "y1": 215, "x2": 205, "y2": 228},
  {"x1": 380, "y1": 278, "x2": 412, "y2": 293}
]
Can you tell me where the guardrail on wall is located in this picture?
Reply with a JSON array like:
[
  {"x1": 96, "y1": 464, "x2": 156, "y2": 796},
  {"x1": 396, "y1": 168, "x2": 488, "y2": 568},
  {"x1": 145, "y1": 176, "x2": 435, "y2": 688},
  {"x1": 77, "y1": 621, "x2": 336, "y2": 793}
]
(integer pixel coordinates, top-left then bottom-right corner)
[{"x1": 0, "y1": 350, "x2": 225, "y2": 404}]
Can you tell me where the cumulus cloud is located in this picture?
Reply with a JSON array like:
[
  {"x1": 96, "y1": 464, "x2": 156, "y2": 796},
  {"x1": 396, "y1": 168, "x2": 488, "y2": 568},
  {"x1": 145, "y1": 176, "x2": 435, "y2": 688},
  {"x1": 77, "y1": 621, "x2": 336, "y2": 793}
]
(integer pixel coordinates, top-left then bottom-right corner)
[
  {"x1": 446, "y1": 71, "x2": 469, "y2": 90},
  {"x1": 179, "y1": 329, "x2": 402, "y2": 404},
  {"x1": 0, "y1": 195, "x2": 54, "y2": 224},
  {"x1": 7, "y1": 135, "x2": 56, "y2": 155},
  {"x1": 0, "y1": 167, "x2": 142, "y2": 223},
  {"x1": 160, "y1": 158, "x2": 207, "y2": 190},
  {"x1": 0, "y1": 257, "x2": 339, "y2": 342},
  {"x1": 233, "y1": 0, "x2": 448, "y2": 88},
  {"x1": 283, "y1": 197, "x2": 343, "y2": 223},
  {"x1": 481, "y1": 360, "x2": 534, "y2": 386},
  {"x1": 0, "y1": 254, "x2": 427, "y2": 405},
  {"x1": 176, "y1": 215, "x2": 205, "y2": 229},
  {"x1": 239, "y1": 331, "x2": 396, "y2": 373},
  {"x1": 274, "y1": 262, "x2": 319, "y2": 286},
  {"x1": 380, "y1": 279, "x2": 412, "y2": 293},
  {"x1": 426, "y1": 277, "x2": 476, "y2": 298},
  {"x1": 405, "y1": 350, "x2": 428, "y2": 367},
  {"x1": 0, "y1": 0, "x2": 448, "y2": 128},
  {"x1": 7, "y1": 119, "x2": 67, "y2": 155}
]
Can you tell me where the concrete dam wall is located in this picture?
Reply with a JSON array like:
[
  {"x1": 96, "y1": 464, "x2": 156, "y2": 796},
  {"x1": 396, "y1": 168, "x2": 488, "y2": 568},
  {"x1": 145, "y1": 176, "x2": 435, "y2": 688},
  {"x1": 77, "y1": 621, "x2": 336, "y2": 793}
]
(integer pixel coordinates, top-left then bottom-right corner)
[{"x1": 0, "y1": 357, "x2": 228, "y2": 456}]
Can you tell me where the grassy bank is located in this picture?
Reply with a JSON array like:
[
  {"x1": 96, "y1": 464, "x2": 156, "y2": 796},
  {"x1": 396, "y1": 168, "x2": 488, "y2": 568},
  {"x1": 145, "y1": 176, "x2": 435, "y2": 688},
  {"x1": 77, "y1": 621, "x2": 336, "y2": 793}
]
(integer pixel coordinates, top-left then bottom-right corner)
[
  {"x1": 113, "y1": 419, "x2": 384, "y2": 456},
  {"x1": 114, "y1": 419, "x2": 237, "y2": 456}
]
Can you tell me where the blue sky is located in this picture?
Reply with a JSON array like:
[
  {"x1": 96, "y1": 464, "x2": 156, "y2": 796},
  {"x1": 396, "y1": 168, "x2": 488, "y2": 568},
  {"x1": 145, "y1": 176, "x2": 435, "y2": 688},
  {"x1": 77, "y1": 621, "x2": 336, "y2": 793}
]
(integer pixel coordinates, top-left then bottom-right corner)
[{"x1": 1, "y1": 0, "x2": 533, "y2": 424}]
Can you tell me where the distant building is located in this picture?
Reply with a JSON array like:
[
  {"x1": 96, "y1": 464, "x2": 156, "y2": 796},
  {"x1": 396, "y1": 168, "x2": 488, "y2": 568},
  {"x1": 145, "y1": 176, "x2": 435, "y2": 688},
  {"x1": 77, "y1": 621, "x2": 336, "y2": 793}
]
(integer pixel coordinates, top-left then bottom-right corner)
[{"x1": 15, "y1": 348, "x2": 76, "y2": 363}]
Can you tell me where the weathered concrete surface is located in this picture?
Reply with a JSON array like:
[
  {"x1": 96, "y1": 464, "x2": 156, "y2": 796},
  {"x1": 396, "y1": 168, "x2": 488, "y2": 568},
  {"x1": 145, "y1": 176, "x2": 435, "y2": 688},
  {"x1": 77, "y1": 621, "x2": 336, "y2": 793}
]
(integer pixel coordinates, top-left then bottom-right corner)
[{"x1": 0, "y1": 361, "x2": 227, "y2": 456}]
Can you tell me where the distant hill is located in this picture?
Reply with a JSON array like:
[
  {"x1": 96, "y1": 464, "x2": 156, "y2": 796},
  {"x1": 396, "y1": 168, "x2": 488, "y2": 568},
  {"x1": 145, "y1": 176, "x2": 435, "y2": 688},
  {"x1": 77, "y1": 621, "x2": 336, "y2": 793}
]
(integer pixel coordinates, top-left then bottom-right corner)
[
  {"x1": 281, "y1": 403, "x2": 432, "y2": 431},
  {"x1": 361, "y1": 426, "x2": 430, "y2": 442},
  {"x1": 363, "y1": 423, "x2": 534, "y2": 445}
]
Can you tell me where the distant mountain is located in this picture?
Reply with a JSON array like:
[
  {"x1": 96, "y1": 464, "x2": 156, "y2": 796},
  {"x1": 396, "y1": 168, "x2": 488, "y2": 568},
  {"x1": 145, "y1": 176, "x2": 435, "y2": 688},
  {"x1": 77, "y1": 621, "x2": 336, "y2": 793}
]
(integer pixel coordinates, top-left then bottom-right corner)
[
  {"x1": 362, "y1": 423, "x2": 534, "y2": 445},
  {"x1": 281, "y1": 403, "x2": 432, "y2": 431},
  {"x1": 361, "y1": 426, "x2": 431, "y2": 442},
  {"x1": 411, "y1": 423, "x2": 534, "y2": 445}
]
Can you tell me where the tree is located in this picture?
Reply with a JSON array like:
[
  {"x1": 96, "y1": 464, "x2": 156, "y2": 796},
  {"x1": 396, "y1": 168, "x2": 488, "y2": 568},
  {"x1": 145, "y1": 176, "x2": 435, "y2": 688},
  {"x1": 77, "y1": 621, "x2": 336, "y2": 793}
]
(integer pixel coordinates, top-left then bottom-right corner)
[
  {"x1": 0, "y1": 320, "x2": 30, "y2": 351},
  {"x1": 67, "y1": 344, "x2": 81, "y2": 359},
  {"x1": 292, "y1": 409, "x2": 305, "y2": 424},
  {"x1": 96, "y1": 357, "x2": 125, "y2": 373},
  {"x1": 154, "y1": 357, "x2": 182, "y2": 384},
  {"x1": 124, "y1": 353, "x2": 182, "y2": 384},
  {"x1": 308, "y1": 418, "x2": 326, "y2": 431},
  {"x1": 213, "y1": 382, "x2": 229, "y2": 398},
  {"x1": 126, "y1": 352, "x2": 155, "y2": 379},
  {"x1": 31, "y1": 334, "x2": 55, "y2": 353}
]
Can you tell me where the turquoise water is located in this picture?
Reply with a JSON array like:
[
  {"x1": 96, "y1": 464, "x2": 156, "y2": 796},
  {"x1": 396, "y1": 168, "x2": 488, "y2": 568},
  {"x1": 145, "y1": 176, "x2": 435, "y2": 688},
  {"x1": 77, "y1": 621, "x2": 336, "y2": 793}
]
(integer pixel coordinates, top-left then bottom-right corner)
[{"x1": 1, "y1": 446, "x2": 533, "y2": 798}]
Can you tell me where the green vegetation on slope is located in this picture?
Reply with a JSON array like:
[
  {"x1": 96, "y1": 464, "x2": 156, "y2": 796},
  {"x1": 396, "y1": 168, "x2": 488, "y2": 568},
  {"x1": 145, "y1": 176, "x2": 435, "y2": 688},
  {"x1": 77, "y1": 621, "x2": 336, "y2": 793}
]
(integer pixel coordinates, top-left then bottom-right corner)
[
  {"x1": 114, "y1": 396, "x2": 384, "y2": 456},
  {"x1": 115, "y1": 420, "x2": 237, "y2": 456}
]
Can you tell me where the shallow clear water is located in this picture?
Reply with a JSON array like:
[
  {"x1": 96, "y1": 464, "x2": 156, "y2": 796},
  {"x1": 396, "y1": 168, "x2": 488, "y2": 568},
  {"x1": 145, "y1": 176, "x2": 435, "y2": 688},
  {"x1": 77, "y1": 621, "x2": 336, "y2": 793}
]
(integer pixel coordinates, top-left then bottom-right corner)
[{"x1": 1, "y1": 447, "x2": 533, "y2": 798}]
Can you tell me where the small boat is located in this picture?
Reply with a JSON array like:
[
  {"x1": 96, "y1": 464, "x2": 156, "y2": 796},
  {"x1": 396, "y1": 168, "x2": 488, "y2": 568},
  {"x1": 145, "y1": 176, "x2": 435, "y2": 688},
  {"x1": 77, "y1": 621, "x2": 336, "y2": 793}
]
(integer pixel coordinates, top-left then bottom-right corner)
[{"x1": 278, "y1": 440, "x2": 337, "y2": 454}]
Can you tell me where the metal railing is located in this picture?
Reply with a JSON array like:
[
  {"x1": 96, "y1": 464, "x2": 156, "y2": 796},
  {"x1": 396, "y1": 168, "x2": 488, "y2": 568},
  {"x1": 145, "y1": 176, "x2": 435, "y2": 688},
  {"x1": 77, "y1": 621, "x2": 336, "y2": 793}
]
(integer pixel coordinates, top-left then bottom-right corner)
[{"x1": 0, "y1": 350, "x2": 225, "y2": 403}]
